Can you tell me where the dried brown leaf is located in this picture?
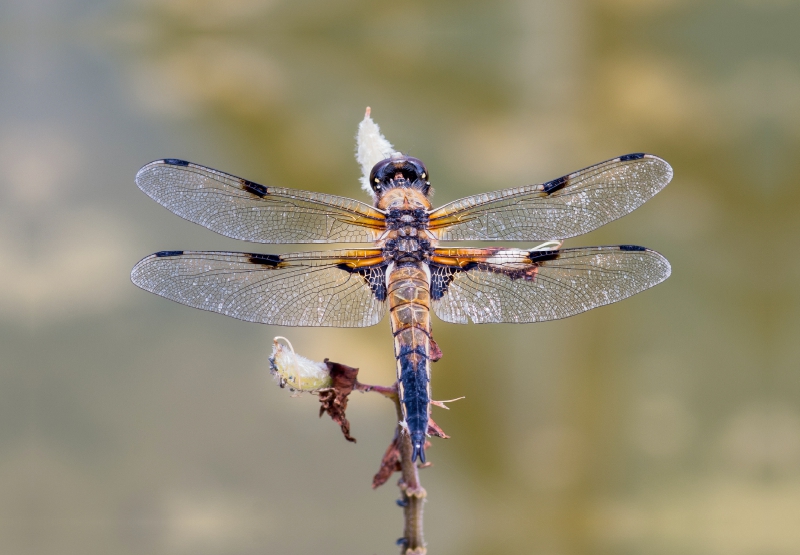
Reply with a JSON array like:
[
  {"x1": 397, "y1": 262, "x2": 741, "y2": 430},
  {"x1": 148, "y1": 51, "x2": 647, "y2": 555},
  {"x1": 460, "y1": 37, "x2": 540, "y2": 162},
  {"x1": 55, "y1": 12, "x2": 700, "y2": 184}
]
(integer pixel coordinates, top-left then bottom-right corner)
[
  {"x1": 372, "y1": 432, "x2": 402, "y2": 489},
  {"x1": 317, "y1": 360, "x2": 360, "y2": 442},
  {"x1": 427, "y1": 418, "x2": 449, "y2": 439},
  {"x1": 429, "y1": 337, "x2": 443, "y2": 362}
]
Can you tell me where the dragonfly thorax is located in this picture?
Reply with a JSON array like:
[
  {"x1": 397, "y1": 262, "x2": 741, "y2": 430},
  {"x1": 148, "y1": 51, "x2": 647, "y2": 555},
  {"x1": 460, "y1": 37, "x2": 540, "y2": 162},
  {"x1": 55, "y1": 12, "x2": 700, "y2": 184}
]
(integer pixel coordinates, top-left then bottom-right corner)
[
  {"x1": 383, "y1": 207, "x2": 433, "y2": 262},
  {"x1": 386, "y1": 208, "x2": 429, "y2": 230},
  {"x1": 385, "y1": 236, "x2": 434, "y2": 262}
]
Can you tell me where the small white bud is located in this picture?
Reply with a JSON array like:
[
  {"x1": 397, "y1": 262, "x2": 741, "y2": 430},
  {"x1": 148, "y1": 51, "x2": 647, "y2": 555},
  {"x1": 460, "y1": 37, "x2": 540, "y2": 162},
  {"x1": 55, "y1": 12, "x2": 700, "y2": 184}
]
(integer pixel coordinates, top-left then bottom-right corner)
[
  {"x1": 356, "y1": 107, "x2": 398, "y2": 199},
  {"x1": 269, "y1": 337, "x2": 332, "y2": 392}
]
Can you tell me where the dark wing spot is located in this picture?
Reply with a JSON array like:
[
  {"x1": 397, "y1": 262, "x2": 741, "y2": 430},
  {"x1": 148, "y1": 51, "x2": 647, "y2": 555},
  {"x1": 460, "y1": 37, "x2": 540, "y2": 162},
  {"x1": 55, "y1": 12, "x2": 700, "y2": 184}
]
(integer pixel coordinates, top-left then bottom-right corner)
[
  {"x1": 619, "y1": 153, "x2": 645, "y2": 161},
  {"x1": 155, "y1": 250, "x2": 183, "y2": 257},
  {"x1": 528, "y1": 249, "x2": 561, "y2": 262},
  {"x1": 542, "y1": 175, "x2": 569, "y2": 194},
  {"x1": 239, "y1": 178, "x2": 268, "y2": 198},
  {"x1": 367, "y1": 266, "x2": 388, "y2": 301},
  {"x1": 430, "y1": 264, "x2": 460, "y2": 300},
  {"x1": 163, "y1": 159, "x2": 190, "y2": 166},
  {"x1": 248, "y1": 253, "x2": 282, "y2": 266},
  {"x1": 337, "y1": 263, "x2": 387, "y2": 301},
  {"x1": 619, "y1": 245, "x2": 647, "y2": 251}
]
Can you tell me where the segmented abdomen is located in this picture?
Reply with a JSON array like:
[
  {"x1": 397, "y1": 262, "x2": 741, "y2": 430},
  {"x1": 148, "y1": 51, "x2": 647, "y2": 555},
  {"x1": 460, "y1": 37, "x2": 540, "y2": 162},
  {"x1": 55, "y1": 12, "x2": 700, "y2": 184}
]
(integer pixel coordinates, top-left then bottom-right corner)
[{"x1": 387, "y1": 263, "x2": 433, "y2": 463}]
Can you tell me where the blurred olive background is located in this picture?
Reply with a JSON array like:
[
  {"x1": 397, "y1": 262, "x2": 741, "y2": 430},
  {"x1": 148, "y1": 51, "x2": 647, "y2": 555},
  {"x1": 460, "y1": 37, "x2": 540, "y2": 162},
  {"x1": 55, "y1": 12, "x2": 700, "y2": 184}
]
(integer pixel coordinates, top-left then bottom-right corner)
[{"x1": 2, "y1": 0, "x2": 800, "y2": 554}]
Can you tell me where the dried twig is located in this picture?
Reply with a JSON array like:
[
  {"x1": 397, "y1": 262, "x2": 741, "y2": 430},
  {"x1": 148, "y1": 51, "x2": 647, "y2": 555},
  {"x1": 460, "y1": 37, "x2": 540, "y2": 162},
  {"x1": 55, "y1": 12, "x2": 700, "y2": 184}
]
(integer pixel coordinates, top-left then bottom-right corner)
[
  {"x1": 270, "y1": 339, "x2": 441, "y2": 554},
  {"x1": 321, "y1": 369, "x2": 430, "y2": 553},
  {"x1": 391, "y1": 389, "x2": 427, "y2": 554}
]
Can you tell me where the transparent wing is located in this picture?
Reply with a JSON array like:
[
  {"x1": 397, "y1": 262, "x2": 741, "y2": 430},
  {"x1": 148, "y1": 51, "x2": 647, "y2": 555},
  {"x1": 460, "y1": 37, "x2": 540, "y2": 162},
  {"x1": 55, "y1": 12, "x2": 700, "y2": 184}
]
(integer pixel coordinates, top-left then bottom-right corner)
[
  {"x1": 136, "y1": 159, "x2": 386, "y2": 244},
  {"x1": 131, "y1": 249, "x2": 388, "y2": 327},
  {"x1": 431, "y1": 245, "x2": 670, "y2": 324},
  {"x1": 428, "y1": 154, "x2": 672, "y2": 241}
]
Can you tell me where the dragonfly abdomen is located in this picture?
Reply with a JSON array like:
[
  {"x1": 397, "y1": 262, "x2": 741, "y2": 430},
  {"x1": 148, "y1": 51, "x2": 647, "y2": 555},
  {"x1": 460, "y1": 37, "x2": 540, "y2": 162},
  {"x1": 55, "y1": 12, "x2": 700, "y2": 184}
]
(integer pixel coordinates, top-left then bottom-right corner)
[{"x1": 388, "y1": 263, "x2": 433, "y2": 463}]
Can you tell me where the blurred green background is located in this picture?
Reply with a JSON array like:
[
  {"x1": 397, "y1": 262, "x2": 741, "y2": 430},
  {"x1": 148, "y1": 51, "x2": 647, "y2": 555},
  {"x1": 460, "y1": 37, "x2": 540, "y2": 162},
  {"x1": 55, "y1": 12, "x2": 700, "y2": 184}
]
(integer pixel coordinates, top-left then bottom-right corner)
[{"x1": 2, "y1": 0, "x2": 800, "y2": 554}]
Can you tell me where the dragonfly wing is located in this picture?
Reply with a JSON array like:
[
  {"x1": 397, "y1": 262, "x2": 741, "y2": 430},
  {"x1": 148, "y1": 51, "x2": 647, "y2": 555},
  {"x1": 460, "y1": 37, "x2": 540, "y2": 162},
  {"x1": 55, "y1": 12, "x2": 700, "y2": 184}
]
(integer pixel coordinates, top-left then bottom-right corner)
[
  {"x1": 430, "y1": 245, "x2": 670, "y2": 324},
  {"x1": 131, "y1": 249, "x2": 388, "y2": 327},
  {"x1": 136, "y1": 159, "x2": 386, "y2": 244},
  {"x1": 428, "y1": 154, "x2": 672, "y2": 241}
]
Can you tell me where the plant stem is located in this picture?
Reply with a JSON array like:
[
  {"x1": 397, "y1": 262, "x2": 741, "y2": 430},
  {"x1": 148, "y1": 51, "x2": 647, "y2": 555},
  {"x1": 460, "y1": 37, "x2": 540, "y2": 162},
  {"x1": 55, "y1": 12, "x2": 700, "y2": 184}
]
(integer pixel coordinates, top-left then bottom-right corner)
[
  {"x1": 393, "y1": 390, "x2": 426, "y2": 554},
  {"x1": 357, "y1": 380, "x2": 427, "y2": 554}
]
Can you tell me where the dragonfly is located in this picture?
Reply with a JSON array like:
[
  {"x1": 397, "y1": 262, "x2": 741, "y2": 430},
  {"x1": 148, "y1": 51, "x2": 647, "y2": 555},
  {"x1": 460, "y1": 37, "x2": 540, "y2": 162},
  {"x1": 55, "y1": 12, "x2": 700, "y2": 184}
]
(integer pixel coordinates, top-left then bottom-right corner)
[{"x1": 131, "y1": 149, "x2": 672, "y2": 463}]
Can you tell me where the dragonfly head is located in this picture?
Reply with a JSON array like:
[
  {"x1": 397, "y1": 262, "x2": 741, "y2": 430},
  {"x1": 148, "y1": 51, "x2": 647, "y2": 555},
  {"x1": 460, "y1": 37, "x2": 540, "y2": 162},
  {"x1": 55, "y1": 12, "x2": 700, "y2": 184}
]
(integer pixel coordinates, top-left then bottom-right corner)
[{"x1": 369, "y1": 155, "x2": 431, "y2": 198}]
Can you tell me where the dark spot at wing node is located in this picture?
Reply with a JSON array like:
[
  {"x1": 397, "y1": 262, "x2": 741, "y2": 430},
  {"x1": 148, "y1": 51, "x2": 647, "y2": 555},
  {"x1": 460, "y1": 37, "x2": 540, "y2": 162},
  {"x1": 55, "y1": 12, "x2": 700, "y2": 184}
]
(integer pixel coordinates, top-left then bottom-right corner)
[
  {"x1": 619, "y1": 245, "x2": 647, "y2": 251},
  {"x1": 619, "y1": 153, "x2": 645, "y2": 161},
  {"x1": 163, "y1": 159, "x2": 189, "y2": 166},
  {"x1": 529, "y1": 249, "x2": 561, "y2": 262},
  {"x1": 248, "y1": 253, "x2": 282, "y2": 266},
  {"x1": 239, "y1": 178, "x2": 268, "y2": 198},
  {"x1": 542, "y1": 175, "x2": 569, "y2": 194},
  {"x1": 155, "y1": 250, "x2": 183, "y2": 257}
]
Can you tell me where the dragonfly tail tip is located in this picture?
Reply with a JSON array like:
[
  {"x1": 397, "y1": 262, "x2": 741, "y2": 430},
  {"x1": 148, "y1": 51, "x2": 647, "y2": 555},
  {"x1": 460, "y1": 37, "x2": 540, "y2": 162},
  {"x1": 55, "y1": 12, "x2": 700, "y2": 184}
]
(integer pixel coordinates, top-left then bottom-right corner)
[{"x1": 411, "y1": 435, "x2": 426, "y2": 463}]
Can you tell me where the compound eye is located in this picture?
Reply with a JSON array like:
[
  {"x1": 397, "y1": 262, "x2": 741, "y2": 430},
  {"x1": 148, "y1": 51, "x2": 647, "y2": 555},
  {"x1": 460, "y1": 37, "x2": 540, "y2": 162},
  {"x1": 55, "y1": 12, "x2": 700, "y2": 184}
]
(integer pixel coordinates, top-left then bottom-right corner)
[
  {"x1": 404, "y1": 157, "x2": 428, "y2": 182},
  {"x1": 369, "y1": 159, "x2": 392, "y2": 189},
  {"x1": 417, "y1": 164, "x2": 429, "y2": 184}
]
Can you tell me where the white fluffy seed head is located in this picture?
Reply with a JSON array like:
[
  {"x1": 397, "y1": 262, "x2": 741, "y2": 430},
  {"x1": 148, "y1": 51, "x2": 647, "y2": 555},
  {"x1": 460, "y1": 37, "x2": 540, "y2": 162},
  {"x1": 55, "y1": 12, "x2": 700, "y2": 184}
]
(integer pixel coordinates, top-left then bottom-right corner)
[
  {"x1": 356, "y1": 107, "x2": 398, "y2": 200},
  {"x1": 269, "y1": 337, "x2": 332, "y2": 392}
]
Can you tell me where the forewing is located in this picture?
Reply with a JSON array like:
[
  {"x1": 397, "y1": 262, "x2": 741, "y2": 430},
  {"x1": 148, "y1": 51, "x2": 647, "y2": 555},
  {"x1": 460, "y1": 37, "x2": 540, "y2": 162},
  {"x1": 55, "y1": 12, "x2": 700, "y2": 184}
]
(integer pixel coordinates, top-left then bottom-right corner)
[
  {"x1": 431, "y1": 245, "x2": 670, "y2": 324},
  {"x1": 131, "y1": 249, "x2": 388, "y2": 327},
  {"x1": 428, "y1": 154, "x2": 672, "y2": 241},
  {"x1": 136, "y1": 159, "x2": 386, "y2": 243}
]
